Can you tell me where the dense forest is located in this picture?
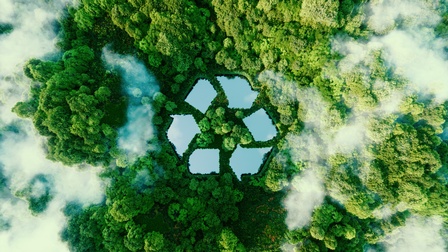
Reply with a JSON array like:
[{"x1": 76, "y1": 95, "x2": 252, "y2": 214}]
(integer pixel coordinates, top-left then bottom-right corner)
[{"x1": 7, "y1": 0, "x2": 448, "y2": 251}]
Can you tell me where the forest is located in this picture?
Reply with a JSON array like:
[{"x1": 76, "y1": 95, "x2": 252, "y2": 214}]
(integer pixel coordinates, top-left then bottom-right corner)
[{"x1": 3, "y1": 0, "x2": 448, "y2": 251}]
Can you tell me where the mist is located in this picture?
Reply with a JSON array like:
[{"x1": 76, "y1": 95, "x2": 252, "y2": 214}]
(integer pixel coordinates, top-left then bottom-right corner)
[
  {"x1": 102, "y1": 48, "x2": 160, "y2": 163},
  {"x1": 283, "y1": 168, "x2": 325, "y2": 230},
  {"x1": 0, "y1": 0, "x2": 106, "y2": 251},
  {"x1": 261, "y1": 2, "x2": 448, "y2": 246},
  {"x1": 383, "y1": 215, "x2": 445, "y2": 252},
  {"x1": 0, "y1": 123, "x2": 104, "y2": 251},
  {"x1": 335, "y1": 0, "x2": 448, "y2": 103}
]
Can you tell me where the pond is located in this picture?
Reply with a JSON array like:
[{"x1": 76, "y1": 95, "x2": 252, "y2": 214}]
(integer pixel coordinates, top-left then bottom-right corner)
[
  {"x1": 174, "y1": 75, "x2": 278, "y2": 177},
  {"x1": 230, "y1": 146, "x2": 271, "y2": 179},
  {"x1": 185, "y1": 79, "x2": 216, "y2": 113},
  {"x1": 167, "y1": 115, "x2": 199, "y2": 156},
  {"x1": 217, "y1": 76, "x2": 257, "y2": 109},
  {"x1": 189, "y1": 149, "x2": 220, "y2": 174},
  {"x1": 243, "y1": 109, "x2": 277, "y2": 141}
]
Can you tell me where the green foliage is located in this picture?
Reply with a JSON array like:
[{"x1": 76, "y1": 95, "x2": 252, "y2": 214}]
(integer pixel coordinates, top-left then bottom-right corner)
[
  {"x1": 16, "y1": 46, "x2": 124, "y2": 165},
  {"x1": 15, "y1": 174, "x2": 53, "y2": 215},
  {"x1": 144, "y1": 232, "x2": 165, "y2": 252},
  {"x1": 300, "y1": 0, "x2": 340, "y2": 29},
  {"x1": 12, "y1": 101, "x2": 36, "y2": 118},
  {"x1": 366, "y1": 122, "x2": 447, "y2": 215},
  {"x1": 25, "y1": 0, "x2": 448, "y2": 251},
  {"x1": 288, "y1": 201, "x2": 381, "y2": 251},
  {"x1": 218, "y1": 228, "x2": 246, "y2": 252},
  {"x1": 0, "y1": 23, "x2": 13, "y2": 34}
]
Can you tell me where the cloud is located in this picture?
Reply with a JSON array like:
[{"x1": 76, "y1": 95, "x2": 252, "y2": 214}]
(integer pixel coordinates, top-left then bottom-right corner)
[
  {"x1": 0, "y1": 0, "x2": 106, "y2": 251},
  {"x1": 283, "y1": 168, "x2": 325, "y2": 230},
  {"x1": 382, "y1": 215, "x2": 446, "y2": 252},
  {"x1": 102, "y1": 48, "x2": 160, "y2": 161},
  {"x1": 0, "y1": 0, "x2": 72, "y2": 126},
  {"x1": 366, "y1": 0, "x2": 439, "y2": 34},
  {"x1": 0, "y1": 122, "x2": 105, "y2": 252},
  {"x1": 259, "y1": 73, "x2": 339, "y2": 228},
  {"x1": 277, "y1": 0, "x2": 448, "y2": 249},
  {"x1": 379, "y1": 29, "x2": 448, "y2": 102},
  {"x1": 261, "y1": 0, "x2": 448, "y2": 232},
  {"x1": 335, "y1": 0, "x2": 448, "y2": 103}
]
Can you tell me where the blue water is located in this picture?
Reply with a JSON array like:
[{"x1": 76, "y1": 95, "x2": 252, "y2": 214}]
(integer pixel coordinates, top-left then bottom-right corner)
[
  {"x1": 167, "y1": 115, "x2": 199, "y2": 156},
  {"x1": 217, "y1": 76, "x2": 257, "y2": 109},
  {"x1": 230, "y1": 146, "x2": 271, "y2": 179},
  {"x1": 185, "y1": 79, "x2": 216, "y2": 113},
  {"x1": 243, "y1": 109, "x2": 277, "y2": 141},
  {"x1": 189, "y1": 149, "x2": 220, "y2": 174}
]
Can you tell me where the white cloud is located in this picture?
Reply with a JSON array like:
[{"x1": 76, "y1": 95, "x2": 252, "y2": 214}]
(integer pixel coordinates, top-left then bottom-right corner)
[
  {"x1": 0, "y1": 1, "x2": 106, "y2": 251},
  {"x1": 335, "y1": 0, "x2": 448, "y2": 103},
  {"x1": 379, "y1": 29, "x2": 448, "y2": 102},
  {"x1": 0, "y1": 122, "x2": 105, "y2": 252},
  {"x1": 367, "y1": 0, "x2": 439, "y2": 34},
  {"x1": 383, "y1": 215, "x2": 446, "y2": 252},
  {"x1": 284, "y1": 169, "x2": 325, "y2": 230},
  {"x1": 102, "y1": 49, "x2": 160, "y2": 161}
]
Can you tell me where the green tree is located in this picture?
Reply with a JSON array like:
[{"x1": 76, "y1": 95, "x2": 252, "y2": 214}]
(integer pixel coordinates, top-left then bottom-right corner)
[
  {"x1": 300, "y1": 0, "x2": 339, "y2": 29},
  {"x1": 222, "y1": 137, "x2": 236, "y2": 151},
  {"x1": 218, "y1": 228, "x2": 245, "y2": 252},
  {"x1": 144, "y1": 232, "x2": 165, "y2": 251}
]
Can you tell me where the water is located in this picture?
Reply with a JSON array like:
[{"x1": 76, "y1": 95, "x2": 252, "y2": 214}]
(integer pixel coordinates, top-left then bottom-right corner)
[
  {"x1": 243, "y1": 109, "x2": 277, "y2": 141},
  {"x1": 167, "y1": 115, "x2": 199, "y2": 156},
  {"x1": 189, "y1": 149, "x2": 220, "y2": 174},
  {"x1": 185, "y1": 79, "x2": 216, "y2": 113},
  {"x1": 217, "y1": 76, "x2": 257, "y2": 109},
  {"x1": 230, "y1": 146, "x2": 271, "y2": 179},
  {"x1": 181, "y1": 76, "x2": 277, "y2": 176}
]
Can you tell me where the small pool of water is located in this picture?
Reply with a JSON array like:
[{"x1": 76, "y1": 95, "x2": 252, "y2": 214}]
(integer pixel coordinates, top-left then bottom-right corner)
[
  {"x1": 217, "y1": 76, "x2": 257, "y2": 109},
  {"x1": 230, "y1": 146, "x2": 271, "y2": 179},
  {"x1": 243, "y1": 109, "x2": 277, "y2": 141},
  {"x1": 185, "y1": 79, "x2": 216, "y2": 113},
  {"x1": 167, "y1": 115, "x2": 199, "y2": 156},
  {"x1": 189, "y1": 149, "x2": 220, "y2": 174}
]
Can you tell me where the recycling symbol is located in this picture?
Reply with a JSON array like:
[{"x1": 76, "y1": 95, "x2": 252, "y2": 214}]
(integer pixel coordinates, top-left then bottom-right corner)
[{"x1": 167, "y1": 75, "x2": 278, "y2": 179}]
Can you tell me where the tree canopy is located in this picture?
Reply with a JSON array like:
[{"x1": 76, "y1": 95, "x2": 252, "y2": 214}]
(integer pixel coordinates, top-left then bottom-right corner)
[{"x1": 13, "y1": 0, "x2": 448, "y2": 251}]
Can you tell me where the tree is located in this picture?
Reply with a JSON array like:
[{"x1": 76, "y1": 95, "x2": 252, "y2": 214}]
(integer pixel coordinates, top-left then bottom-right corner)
[
  {"x1": 223, "y1": 137, "x2": 236, "y2": 151},
  {"x1": 62, "y1": 45, "x2": 95, "y2": 72},
  {"x1": 12, "y1": 101, "x2": 36, "y2": 118},
  {"x1": 196, "y1": 132, "x2": 214, "y2": 147},
  {"x1": 165, "y1": 101, "x2": 177, "y2": 112},
  {"x1": 144, "y1": 232, "x2": 165, "y2": 251},
  {"x1": 198, "y1": 118, "x2": 211, "y2": 131},
  {"x1": 124, "y1": 221, "x2": 145, "y2": 251},
  {"x1": 218, "y1": 228, "x2": 245, "y2": 252},
  {"x1": 95, "y1": 86, "x2": 112, "y2": 102},
  {"x1": 300, "y1": 0, "x2": 339, "y2": 30}
]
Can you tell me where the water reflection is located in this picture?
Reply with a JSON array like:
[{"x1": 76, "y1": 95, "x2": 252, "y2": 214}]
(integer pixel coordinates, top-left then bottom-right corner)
[
  {"x1": 243, "y1": 109, "x2": 276, "y2": 141},
  {"x1": 167, "y1": 115, "x2": 199, "y2": 156},
  {"x1": 217, "y1": 76, "x2": 257, "y2": 109},
  {"x1": 230, "y1": 146, "x2": 271, "y2": 179},
  {"x1": 189, "y1": 149, "x2": 220, "y2": 174},
  {"x1": 185, "y1": 79, "x2": 216, "y2": 113}
]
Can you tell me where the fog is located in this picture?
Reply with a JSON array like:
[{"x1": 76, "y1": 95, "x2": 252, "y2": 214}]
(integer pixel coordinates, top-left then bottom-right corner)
[
  {"x1": 266, "y1": 0, "x2": 448, "y2": 250},
  {"x1": 102, "y1": 49, "x2": 159, "y2": 162},
  {"x1": 283, "y1": 169, "x2": 325, "y2": 230},
  {"x1": 0, "y1": 1, "x2": 105, "y2": 251},
  {"x1": 383, "y1": 215, "x2": 445, "y2": 252}
]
